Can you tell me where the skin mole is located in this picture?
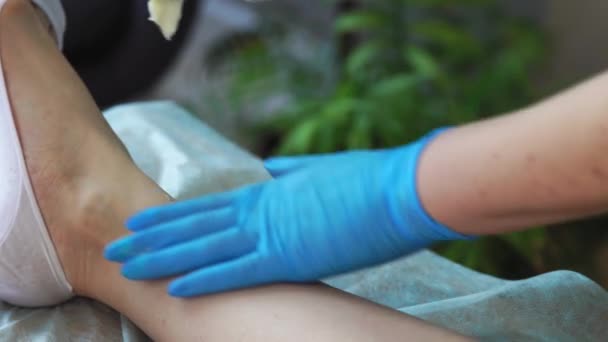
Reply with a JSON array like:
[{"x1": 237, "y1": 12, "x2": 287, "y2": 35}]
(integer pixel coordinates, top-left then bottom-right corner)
[{"x1": 591, "y1": 165, "x2": 607, "y2": 180}]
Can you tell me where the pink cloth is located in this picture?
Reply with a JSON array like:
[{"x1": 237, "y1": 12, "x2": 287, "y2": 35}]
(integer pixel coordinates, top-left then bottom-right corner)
[{"x1": 0, "y1": 0, "x2": 72, "y2": 307}]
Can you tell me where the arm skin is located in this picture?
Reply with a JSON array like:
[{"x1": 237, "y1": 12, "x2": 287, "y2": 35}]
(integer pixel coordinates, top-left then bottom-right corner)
[{"x1": 419, "y1": 70, "x2": 608, "y2": 235}]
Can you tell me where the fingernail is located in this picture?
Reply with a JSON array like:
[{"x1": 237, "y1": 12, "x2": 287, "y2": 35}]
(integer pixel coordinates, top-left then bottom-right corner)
[{"x1": 121, "y1": 260, "x2": 142, "y2": 280}]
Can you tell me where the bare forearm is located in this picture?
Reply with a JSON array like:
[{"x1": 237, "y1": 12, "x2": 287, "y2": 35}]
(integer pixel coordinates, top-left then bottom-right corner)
[{"x1": 419, "y1": 71, "x2": 608, "y2": 235}]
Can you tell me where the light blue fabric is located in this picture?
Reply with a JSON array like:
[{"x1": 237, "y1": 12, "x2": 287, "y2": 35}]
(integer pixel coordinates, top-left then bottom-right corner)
[
  {"x1": 327, "y1": 251, "x2": 608, "y2": 341},
  {"x1": 1, "y1": 102, "x2": 605, "y2": 341}
]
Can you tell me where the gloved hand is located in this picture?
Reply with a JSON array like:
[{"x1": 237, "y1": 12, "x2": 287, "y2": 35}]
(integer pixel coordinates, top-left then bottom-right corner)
[{"x1": 104, "y1": 129, "x2": 470, "y2": 297}]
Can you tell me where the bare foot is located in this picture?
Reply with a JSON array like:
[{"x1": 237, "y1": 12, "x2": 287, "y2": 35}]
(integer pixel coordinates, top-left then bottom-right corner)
[{"x1": 0, "y1": 0, "x2": 170, "y2": 298}]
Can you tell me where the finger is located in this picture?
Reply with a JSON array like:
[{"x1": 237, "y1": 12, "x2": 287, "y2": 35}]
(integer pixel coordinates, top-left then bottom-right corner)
[
  {"x1": 104, "y1": 207, "x2": 237, "y2": 263},
  {"x1": 120, "y1": 228, "x2": 257, "y2": 280},
  {"x1": 168, "y1": 253, "x2": 276, "y2": 297},
  {"x1": 125, "y1": 191, "x2": 235, "y2": 231}
]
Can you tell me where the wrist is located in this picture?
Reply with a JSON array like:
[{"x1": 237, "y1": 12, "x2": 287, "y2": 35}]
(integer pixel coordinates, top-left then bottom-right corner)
[{"x1": 386, "y1": 129, "x2": 472, "y2": 246}]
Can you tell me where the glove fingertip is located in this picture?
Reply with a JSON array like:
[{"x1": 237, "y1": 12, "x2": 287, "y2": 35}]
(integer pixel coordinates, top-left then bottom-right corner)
[
  {"x1": 120, "y1": 264, "x2": 137, "y2": 280},
  {"x1": 124, "y1": 215, "x2": 149, "y2": 231},
  {"x1": 121, "y1": 260, "x2": 154, "y2": 281},
  {"x1": 103, "y1": 244, "x2": 121, "y2": 263},
  {"x1": 168, "y1": 280, "x2": 196, "y2": 298},
  {"x1": 104, "y1": 239, "x2": 137, "y2": 263}
]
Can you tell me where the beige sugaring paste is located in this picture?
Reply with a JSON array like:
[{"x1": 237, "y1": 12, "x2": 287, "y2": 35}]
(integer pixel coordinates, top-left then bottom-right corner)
[{"x1": 148, "y1": 0, "x2": 185, "y2": 40}]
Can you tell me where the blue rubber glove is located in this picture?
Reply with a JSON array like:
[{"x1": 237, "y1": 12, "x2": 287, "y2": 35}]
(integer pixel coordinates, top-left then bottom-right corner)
[{"x1": 104, "y1": 129, "x2": 470, "y2": 297}]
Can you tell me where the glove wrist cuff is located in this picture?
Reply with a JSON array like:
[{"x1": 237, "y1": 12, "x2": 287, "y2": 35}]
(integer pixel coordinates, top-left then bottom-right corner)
[{"x1": 387, "y1": 128, "x2": 473, "y2": 246}]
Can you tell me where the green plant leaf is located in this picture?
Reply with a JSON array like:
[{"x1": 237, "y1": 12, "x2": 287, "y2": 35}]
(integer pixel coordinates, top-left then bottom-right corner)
[
  {"x1": 502, "y1": 228, "x2": 547, "y2": 261},
  {"x1": 347, "y1": 113, "x2": 372, "y2": 149},
  {"x1": 346, "y1": 40, "x2": 386, "y2": 78},
  {"x1": 404, "y1": 46, "x2": 440, "y2": 79},
  {"x1": 322, "y1": 96, "x2": 357, "y2": 121},
  {"x1": 369, "y1": 73, "x2": 420, "y2": 98},
  {"x1": 412, "y1": 21, "x2": 483, "y2": 61},
  {"x1": 278, "y1": 119, "x2": 319, "y2": 155},
  {"x1": 334, "y1": 10, "x2": 387, "y2": 34}
]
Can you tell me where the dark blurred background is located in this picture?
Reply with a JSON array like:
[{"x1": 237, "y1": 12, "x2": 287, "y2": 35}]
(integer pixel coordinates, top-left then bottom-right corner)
[
  {"x1": 60, "y1": 0, "x2": 200, "y2": 108},
  {"x1": 64, "y1": 0, "x2": 608, "y2": 287}
]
